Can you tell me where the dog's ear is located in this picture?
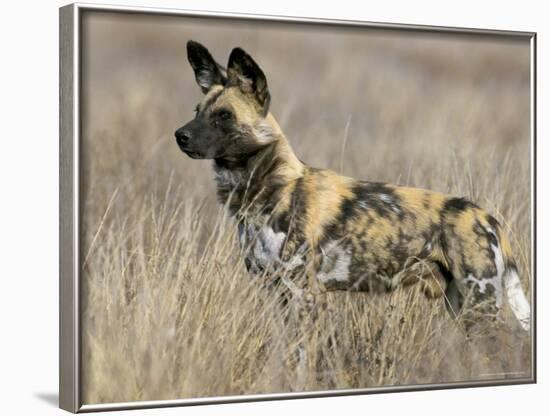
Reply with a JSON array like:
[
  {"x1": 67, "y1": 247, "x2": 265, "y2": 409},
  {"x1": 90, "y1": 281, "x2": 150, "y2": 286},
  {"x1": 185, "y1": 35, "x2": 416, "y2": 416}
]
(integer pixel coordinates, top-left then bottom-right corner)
[
  {"x1": 187, "y1": 40, "x2": 227, "y2": 94},
  {"x1": 227, "y1": 47, "x2": 271, "y2": 116}
]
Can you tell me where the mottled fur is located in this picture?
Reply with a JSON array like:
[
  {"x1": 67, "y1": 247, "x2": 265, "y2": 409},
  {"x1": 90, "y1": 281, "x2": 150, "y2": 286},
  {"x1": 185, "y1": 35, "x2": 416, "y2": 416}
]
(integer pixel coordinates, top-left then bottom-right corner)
[{"x1": 175, "y1": 41, "x2": 530, "y2": 331}]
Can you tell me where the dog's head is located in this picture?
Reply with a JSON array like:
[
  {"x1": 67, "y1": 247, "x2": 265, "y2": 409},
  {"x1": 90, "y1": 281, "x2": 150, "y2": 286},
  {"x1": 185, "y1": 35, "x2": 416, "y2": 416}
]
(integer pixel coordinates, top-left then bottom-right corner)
[{"x1": 175, "y1": 41, "x2": 276, "y2": 161}]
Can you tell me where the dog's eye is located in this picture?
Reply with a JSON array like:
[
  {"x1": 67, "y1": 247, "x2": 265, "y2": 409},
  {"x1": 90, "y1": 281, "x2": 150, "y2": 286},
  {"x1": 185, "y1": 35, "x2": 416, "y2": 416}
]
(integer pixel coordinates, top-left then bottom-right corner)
[{"x1": 217, "y1": 110, "x2": 233, "y2": 121}]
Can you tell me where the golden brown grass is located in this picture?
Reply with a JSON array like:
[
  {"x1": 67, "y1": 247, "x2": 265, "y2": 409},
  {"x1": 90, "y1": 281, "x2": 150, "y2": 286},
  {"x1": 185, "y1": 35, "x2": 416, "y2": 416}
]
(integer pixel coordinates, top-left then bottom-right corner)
[{"x1": 79, "y1": 12, "x2": 532, "y2": 404}]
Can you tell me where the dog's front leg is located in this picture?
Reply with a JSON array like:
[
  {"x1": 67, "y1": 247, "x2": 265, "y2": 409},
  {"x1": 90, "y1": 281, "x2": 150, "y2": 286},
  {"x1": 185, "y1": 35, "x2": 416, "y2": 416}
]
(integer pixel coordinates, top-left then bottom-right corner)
[{"x1": 288, "y1": 266, "x2": 330, "y2": 391}]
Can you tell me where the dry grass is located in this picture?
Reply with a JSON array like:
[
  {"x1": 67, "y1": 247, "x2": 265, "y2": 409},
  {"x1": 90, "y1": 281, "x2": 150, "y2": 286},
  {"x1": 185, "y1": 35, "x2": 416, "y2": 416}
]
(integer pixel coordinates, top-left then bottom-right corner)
[{"x1": 79, "y1": 12, "x2": 532, "y2": 404}]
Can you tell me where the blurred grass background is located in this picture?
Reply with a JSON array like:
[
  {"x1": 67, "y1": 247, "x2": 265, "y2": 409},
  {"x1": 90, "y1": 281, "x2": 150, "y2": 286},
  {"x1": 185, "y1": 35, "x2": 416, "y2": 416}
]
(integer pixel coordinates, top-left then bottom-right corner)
[{"x1": 79, "y1": 11, "x2": 532, "y2": 404}]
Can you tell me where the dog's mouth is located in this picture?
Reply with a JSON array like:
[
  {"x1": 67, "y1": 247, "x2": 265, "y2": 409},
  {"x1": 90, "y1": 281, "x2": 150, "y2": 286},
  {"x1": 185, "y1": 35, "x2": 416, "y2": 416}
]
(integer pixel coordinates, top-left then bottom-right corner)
[
  {"x1": 181, "y1": 149, "x2": 204, "y2": 159},
  {"x1": 176, "y1": 142, "x2": 204, "y2": 159}
]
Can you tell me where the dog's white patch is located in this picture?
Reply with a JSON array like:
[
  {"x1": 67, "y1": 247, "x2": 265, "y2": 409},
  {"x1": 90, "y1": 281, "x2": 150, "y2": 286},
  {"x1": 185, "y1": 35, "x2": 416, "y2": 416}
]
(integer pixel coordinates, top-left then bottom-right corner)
[
  {"x1": 378, "y1": 193, "x2": 401, "y2": 214},
  {"x1": 252, "y1": 121, "x2": 276, "y2": 144},
  {"x1": 357, "y1": 201, "x2": 369, "y2": 211},
  {"x1": 463, "y1": 242, "x2": 504, "y2": 308},
  {"x1": 379, "y1": 193, "x2": 392, "y2": 204},
  {"x1": 197, "y1": 70, "x2": 217, "y2": 90},
  {"x1": 481, "y1": 225, "x2": 530, "y2": 330},
  {"x1": 489, "y1": 242, "x2": 505, "y2": 308},
  {"x1": 215, "y1": 167, "x2": 242, "y2": 188},
  {"x1": 391, "y1": 205, "x2": 401, "y2": 215},
  {"x1": 255, "y1": 227, "x2": 285, "y2": 265},
  {"x1": 243, "y1": 226, "x2": 286, "y2": 270},
  {"x1": 463, "y1": 272, "x2": 502, "y2": 311},
  {"x1": 462, "y1": 243, "x2": 530, "y2": 330},
  {"x1": 231, "y1": 72, "x2": 254, "y2": 93},
  {"x1": 504, "y1": 269, "x2": 531, "y2": 331},
  {"x1": 316, "y1": 240, "x2": 351, "y2": 285},
  {"x1": 240, "y1": 224, "x2": 306, "y2": 274}
]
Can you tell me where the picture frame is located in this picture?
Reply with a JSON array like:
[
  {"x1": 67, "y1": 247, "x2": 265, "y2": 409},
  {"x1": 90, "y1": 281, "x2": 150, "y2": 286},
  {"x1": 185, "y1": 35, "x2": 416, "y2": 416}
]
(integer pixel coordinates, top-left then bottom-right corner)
[{"x1": 60, "y1": 3, "x2": 536, "y2": 413}]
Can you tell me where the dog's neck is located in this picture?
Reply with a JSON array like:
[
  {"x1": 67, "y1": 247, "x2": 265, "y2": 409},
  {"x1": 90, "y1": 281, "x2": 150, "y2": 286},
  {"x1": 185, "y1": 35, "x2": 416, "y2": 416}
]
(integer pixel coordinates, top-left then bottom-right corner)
[{"x1": 213, "y1": 114, "x2": 304, "y2": 217}]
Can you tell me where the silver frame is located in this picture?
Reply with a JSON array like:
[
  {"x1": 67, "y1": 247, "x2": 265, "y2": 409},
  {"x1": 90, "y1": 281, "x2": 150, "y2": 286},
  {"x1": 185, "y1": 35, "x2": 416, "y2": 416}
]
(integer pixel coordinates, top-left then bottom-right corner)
[{"x1": 59, "y1": 2, "x2": 537, "y2": 413}]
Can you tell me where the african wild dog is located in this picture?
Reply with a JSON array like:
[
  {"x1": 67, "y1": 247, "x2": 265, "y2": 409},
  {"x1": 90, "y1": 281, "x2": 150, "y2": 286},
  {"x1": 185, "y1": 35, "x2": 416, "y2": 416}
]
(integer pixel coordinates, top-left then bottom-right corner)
[{"x1": 175, "y1": 40, "x2": 531, "y2": 331}]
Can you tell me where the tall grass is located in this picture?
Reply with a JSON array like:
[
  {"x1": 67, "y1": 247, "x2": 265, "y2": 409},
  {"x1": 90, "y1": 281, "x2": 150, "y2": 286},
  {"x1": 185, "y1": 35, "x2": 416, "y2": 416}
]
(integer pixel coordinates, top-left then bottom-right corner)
[{"x1": 80, "y1": 12, "x2": 532, "y2": 404}]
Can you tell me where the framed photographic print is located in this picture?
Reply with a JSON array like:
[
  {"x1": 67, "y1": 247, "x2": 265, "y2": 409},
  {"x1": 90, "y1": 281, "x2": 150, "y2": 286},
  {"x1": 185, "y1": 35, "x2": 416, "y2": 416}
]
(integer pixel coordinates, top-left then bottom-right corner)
[{"x1": 59, "y1": 3, "x2": 536, "y2": 412}]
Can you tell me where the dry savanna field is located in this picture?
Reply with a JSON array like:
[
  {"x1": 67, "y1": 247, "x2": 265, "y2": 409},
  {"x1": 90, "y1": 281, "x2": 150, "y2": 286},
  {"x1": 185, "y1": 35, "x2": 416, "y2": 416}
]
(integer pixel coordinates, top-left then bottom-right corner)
[{"x1": 79, "y1": 12, "x2": 533, "y2": 404}]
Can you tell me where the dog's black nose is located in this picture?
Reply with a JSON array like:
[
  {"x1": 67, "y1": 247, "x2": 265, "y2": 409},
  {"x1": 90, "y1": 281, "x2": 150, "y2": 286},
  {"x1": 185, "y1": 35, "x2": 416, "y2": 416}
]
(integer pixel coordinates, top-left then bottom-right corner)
[{"x1": 175, "y1": 129, "x2": 191, "y2": 147}]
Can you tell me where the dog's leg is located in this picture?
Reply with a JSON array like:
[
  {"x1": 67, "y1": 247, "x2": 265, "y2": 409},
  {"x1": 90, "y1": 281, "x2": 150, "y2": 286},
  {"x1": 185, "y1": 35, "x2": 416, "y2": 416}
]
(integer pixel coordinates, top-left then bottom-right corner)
[
  {"x1": 283, "y1": 265, "x2": 329, "y2": 391},
  {"x1": 447, "y1": 240, "x2": 529, "y2": 333},
  {"x1": 401, "y1": 260, "x2": 463, "y2": 321},
  {"x1": 398, "y1": 260, "x2": 448, "y2": 299},
  {"x1": 440, "y1": 207, "x2": 531, "y2": 332},
  {"x1": 444, "y1": 278, "x2": 463, "y2": 319},
  {"x1": 292, "y1": 280, "x2": 317, "y2": 391}
]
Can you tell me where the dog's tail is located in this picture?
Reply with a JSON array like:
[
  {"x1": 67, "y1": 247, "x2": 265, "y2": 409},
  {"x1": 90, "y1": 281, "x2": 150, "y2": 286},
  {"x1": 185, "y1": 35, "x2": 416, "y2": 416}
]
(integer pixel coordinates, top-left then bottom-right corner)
[{"x1": 499, "y1": 230, "x2": 531, "y2": 331}]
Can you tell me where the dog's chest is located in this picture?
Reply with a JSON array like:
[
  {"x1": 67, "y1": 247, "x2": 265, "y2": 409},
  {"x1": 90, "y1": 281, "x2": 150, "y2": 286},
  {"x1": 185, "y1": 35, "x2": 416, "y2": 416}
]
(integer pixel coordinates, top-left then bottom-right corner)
[
  {"x1": 237, "y1": 220, "x2": 357, "y2": 290},
  {"x1": 237, "y1": 222, "x2": 306, "y2": 275}
]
